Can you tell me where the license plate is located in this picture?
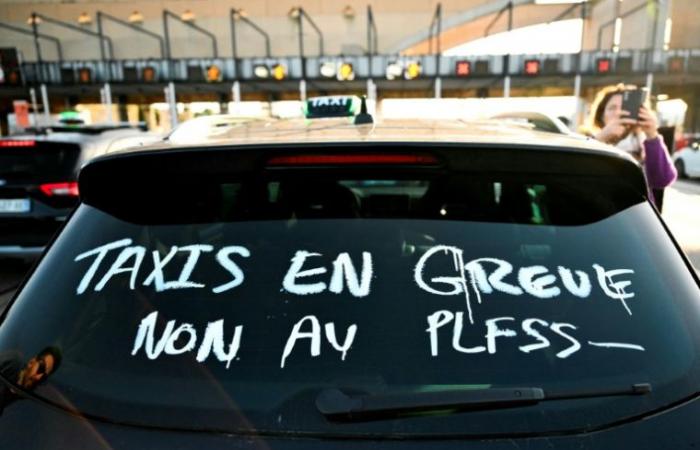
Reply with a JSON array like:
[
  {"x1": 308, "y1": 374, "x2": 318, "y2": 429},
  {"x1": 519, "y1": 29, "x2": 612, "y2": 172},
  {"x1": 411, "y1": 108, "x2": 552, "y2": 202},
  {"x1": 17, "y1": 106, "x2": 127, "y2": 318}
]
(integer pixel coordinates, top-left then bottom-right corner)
[{"x1": 0, "y1": 198, "x2": 31, "y2": 213}]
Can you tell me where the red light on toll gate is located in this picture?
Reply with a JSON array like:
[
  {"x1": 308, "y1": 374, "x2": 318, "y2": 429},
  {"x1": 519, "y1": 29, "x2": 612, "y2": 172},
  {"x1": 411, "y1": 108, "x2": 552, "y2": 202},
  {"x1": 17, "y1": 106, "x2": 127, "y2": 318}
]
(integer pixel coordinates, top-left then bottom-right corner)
[
  {"x1": 6, "y1": 70, "x2": 20, "y2": 85},
  {"x1": 668, "y1": 57, "x2": 684, "y2": 73},
  {"x1": 455, "y1": 60, "x2": 471, "y2": 77},
  {"x1": 78, "y1": 68, "x2": 92, "y2": 83},
  {"x1": 597, "y1": 58, "x2": 612, "y2": 74},
  {"x1": 524, "y1": 59, "x2": 540, "y2": 76},
  {"x1": 142, "y1": 66, "x2": 156, "y2": 82}
]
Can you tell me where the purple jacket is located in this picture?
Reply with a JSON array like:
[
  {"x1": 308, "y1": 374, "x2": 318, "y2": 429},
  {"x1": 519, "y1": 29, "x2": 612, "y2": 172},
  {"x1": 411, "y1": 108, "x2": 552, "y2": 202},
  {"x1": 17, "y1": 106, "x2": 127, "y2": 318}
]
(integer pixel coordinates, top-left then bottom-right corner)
[{"x1": 643, "y1": 136, "x2": 677, "y2": 205}]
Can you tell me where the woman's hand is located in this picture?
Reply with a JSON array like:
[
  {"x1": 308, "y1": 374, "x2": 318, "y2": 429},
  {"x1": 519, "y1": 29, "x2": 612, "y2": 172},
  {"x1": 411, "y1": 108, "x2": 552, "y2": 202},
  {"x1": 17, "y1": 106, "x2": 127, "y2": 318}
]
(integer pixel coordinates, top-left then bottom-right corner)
[
  {"x1": 595, "y1": 110, "x2": 637, "y2": 144},
  {"x1": 637, "y1": 105, "x2": 659, "y2": 140}
]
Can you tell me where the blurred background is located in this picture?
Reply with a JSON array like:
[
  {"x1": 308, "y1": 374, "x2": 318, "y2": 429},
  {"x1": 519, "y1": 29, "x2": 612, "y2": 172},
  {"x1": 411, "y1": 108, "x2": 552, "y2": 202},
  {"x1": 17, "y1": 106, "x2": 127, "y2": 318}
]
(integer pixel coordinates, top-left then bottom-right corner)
[
  {"x1": 0, "y1": 0, "x2": 696, "y2": 135},
  {"x1": 0, "y1": 0, "x2": 699, "y2": 292}
]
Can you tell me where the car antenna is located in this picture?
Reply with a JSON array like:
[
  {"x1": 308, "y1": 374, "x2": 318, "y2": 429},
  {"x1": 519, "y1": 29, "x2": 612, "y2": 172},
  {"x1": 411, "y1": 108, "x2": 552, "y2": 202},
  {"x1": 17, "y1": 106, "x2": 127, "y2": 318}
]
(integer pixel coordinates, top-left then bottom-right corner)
[{"x1": 354, "y1": 96, "x2": 374, "y2": 125}]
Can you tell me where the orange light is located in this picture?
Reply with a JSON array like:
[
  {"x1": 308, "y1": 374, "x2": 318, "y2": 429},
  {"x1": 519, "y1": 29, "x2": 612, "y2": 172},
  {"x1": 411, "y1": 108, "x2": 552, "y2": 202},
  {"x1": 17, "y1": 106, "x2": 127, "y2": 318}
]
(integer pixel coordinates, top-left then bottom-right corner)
[{"x1": 206, "y1": 65, "x2": 222, "y2": 82}]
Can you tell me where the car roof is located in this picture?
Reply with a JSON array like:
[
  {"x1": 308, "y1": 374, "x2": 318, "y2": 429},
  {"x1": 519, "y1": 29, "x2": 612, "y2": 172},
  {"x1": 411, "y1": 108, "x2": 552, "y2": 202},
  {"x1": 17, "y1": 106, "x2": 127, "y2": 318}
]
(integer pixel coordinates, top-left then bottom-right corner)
[
  {"x1": 2, "y1": 124, "x2": 146, "y2": 145},
  {"x1": 113, "y1": 116, "x2": 632, "y2": 162}
]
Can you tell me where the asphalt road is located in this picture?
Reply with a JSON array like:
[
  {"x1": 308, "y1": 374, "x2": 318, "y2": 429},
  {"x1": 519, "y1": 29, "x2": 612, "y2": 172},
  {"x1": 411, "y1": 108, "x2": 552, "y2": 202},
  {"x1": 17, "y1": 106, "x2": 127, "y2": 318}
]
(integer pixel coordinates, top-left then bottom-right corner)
[{"x1": 1, "y1": 179, "x2": 699, "y2": 312}]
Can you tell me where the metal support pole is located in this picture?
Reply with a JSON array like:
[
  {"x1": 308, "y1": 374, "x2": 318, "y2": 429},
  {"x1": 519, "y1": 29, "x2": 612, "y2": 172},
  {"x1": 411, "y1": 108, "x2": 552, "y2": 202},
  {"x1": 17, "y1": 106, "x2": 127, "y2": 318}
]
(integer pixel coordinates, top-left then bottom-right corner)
[
  {"x1": 34, "y1": 13, "x2": 114, "y2": 60},
  {"x1": 29, "y1": 88, "x2": 39, "y2": 127},
  {"x1": 300, "y1": 8, "x2": 324, "y2": 56},
  {"x1": 367, "y1": 6, "x2": 372, "y2": 75},
  {"x1": 232, "y1": 81, "x2": 241, "y2": 109},
  {"x1": 294, "y1": 6, "x2": 322, "y2": 81},
  {"x1": 96, "y1": 12, "x2": 106, "y2": 65},
  {"x1": 434, "y1": 77, "x2": 442, "y2": 99},
  {"x1": 163, "y1": 10, "x2": 171, "y2": 60},
  {"x1": 231, "y1": 9, "x2": 272, "y2": 76},
  {"x1": 299, "y1": 79, "x2": 307, "y2": 102},
  {"x1": 435, "y1": 3, "x2": 442, "y2": 77},
  {"x1": 40, "y1": 84, "x2": 50, "y2": 125},
  {"x1": 230, "y1": 10, "x2": 239, "y2": 78},
  {"x1": 484, "y1": 1, "x2": 511, "y2": 37},
  {"x1": 31, "y1": 13, "x2": 43, "y2": 82},
  {"x1": 573, "y1": 74, "x2": 582, "y2": 128},
  {"x1": 646, "y1": 73, "x2": 654, "y2": 95},
  {"x1": 97, "y1": 11, "x2": 166, "y2": 58},
  {"x1": 237, "y1": 15, "x2": 271, "y2": 58},
  {"x1": 367, "y1": 78, "x2": 376, "y2": 103},
  {"x1": 297, "y1": 13, "x2": 305, "y2": 79},
  {"x1": 366, "y1": 6, "x2": 378, "y2": 77},
  {"x1": 613, "y1": 0, "x2": 622, "y2": 51},
  {"x1": 502, "y1": 1, "x2": 513, "y2": 99},
  {"x1": 162, "y1": 9, "x2": 218, "y2": 57},
  {"x1": 244, "y1": 16, "x2": 272, "y2": 57},
  {"x1": 367, "y1": 7, "x2": 371, "y2": 56},
  {"x1": 95, "y1": 14, "x2": 111, "y2": 82},
  {"x1": 648, "y1": 1, "x2": 659, "y2": 72},
  {"x1": 507, "y1": 1, "x2": 513, "y2": 35},
  {"x1": 104, "y1": 82, "x2": 113, "y2": 123},
  {"x1": 573, "y1": 74, "x2": 581, "y2": 103},
  {"x1": 31, "y1": 14, "x2": 42, "y2": 63},
  {"x1": 166, "y1": 82, "x2": 178, "y2": 129},
  {"x1": 0, "y1": 21, "x2": 63, "y2": 63}
]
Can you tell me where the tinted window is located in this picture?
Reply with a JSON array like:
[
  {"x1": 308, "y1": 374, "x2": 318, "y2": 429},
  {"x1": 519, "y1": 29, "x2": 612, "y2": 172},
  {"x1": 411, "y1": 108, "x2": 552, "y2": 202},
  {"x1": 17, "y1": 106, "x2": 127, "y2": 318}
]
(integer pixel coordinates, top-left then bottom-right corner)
[
  {"x1": 1, "y1": 171, "x2": 699, "y2": 437},
  {"x1": 0, "y1": 141, "x2": 81, "y2": 182}
]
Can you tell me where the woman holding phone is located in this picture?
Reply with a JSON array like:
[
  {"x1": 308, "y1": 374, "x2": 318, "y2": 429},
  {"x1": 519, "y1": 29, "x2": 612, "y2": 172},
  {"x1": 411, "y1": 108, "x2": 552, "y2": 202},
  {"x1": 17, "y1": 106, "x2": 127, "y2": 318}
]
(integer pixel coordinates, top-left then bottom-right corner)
[{"x1": 588, "y1": 84, "x2": 676, "y2": 208}]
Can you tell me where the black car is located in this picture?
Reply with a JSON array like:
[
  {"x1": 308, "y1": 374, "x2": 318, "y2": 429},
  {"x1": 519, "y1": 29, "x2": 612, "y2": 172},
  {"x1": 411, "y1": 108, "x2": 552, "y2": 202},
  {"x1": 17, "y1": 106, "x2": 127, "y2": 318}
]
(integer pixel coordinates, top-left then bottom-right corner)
[
  {"x1": 0, "y1": 124, "x2": 155, "y2": 259},
  {"x1": 0, "y1": 116, "x2": 699, "y2": 448}
]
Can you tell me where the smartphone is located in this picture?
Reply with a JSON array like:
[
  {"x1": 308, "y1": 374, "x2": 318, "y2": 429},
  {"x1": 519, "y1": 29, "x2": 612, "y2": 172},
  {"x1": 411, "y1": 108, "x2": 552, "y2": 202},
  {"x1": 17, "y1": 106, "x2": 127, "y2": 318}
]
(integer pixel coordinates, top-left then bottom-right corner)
[{"x1": 621, "y1": 88, "x2": 648, "y2": 120}]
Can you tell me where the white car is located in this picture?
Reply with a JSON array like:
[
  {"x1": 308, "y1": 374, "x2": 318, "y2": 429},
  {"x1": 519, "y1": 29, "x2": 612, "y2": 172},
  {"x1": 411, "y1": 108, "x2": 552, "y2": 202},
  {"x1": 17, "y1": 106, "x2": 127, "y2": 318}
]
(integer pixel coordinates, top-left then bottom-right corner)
[{"x1": 673, "y1": 141, "x2": 700, "y2": 178}]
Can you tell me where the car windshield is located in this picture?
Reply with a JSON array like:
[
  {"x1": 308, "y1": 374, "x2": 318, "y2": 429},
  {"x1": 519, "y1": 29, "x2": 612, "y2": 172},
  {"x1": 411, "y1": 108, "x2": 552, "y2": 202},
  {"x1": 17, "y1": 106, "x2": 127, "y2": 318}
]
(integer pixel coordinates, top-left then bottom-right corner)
[{"x1": 1, "y1": 164, "x2": 699, "y2": 437}]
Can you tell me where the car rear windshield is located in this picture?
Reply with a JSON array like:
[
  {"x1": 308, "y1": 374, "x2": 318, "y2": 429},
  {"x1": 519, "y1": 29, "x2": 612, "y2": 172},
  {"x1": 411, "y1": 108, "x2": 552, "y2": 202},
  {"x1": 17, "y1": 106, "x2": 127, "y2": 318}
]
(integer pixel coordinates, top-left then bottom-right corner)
[
  {"x1": 0, "y1": 140, "x2": 81, "y2": 182},
  {"x1": 1, "y1": 150, "x2": 699, "y2": 438}
]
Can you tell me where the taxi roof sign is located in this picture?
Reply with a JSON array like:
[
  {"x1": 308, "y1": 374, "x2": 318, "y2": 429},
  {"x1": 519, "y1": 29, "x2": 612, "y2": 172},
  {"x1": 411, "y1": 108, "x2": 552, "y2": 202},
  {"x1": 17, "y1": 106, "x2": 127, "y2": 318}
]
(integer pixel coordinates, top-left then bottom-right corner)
[{"x1": 304, "y1": 96, "x2": 359, "y2": 119}]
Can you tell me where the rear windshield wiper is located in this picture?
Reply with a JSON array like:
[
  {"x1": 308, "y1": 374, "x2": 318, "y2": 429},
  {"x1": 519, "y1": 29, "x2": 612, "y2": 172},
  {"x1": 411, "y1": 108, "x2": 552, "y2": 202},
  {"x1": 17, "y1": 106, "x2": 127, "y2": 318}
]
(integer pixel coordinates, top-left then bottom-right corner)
[{"x1": 316, "y1": 383, "x2": 651, "y2": 421}]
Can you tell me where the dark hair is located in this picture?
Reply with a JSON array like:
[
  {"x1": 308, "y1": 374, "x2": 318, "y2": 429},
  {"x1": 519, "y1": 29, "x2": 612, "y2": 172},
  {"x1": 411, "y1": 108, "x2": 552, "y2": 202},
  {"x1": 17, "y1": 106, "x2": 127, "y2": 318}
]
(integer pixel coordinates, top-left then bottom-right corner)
[
  {"x1": 37, "y1": 346, "x2": 62, "y2": 372},
  {"x1": 591, "y1": 84, "x2": 626, "y2": 130}
]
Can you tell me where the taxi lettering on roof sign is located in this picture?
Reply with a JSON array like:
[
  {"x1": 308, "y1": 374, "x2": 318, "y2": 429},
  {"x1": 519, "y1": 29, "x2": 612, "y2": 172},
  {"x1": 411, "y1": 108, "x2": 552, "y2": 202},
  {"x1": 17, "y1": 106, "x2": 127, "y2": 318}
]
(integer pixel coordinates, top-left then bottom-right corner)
[{"x1": 304, "y1": 96, "x2": 359, "y2": 119}]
